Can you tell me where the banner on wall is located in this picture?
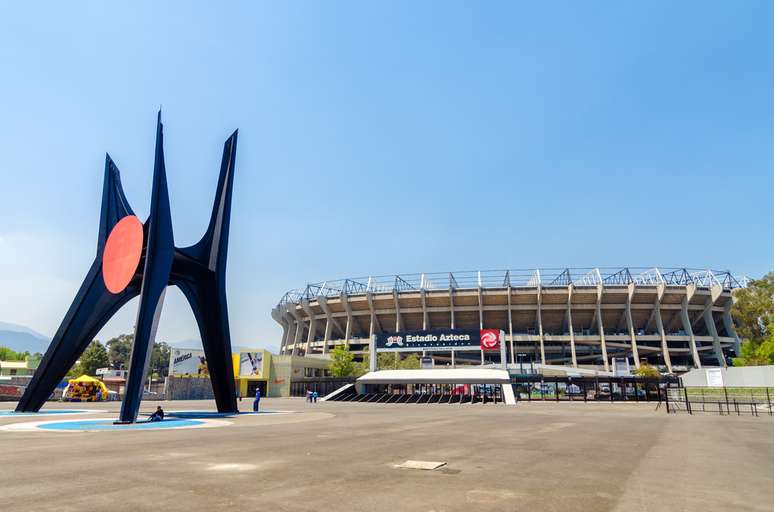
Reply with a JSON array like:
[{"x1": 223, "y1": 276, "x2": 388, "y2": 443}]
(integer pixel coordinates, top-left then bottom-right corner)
[
  {"x1": 375, "y1": 329, "x2": 503, "y2": 352},
  {"x1": 170, "y1": 349, "x2": 209, "y2": 377},
  {"x1": 239, "y1": 352, "x2": 263, "y2": 377}
]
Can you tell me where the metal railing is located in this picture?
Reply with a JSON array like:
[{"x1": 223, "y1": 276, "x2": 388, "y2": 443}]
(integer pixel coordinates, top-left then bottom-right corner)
[
  {"x1": 665, "y1": 386, "x2": 774, "y2": 416},
  {"x1": 278, "y1": 267, "x2": 747, "y2": 307}
]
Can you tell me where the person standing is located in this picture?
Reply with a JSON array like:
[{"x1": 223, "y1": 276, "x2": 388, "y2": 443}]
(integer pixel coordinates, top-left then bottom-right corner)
[
  {"x1": 312, "y1": 390, "x2": 318, "y2": 403},
  {"x1": 253, "y1": 387, "x2": 261, "y2": 412}
]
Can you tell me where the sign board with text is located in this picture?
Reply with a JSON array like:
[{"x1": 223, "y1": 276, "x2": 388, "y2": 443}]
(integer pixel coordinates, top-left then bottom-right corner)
[{"x1": 375, "y1": 329, "x2": 502, "y2": 352}]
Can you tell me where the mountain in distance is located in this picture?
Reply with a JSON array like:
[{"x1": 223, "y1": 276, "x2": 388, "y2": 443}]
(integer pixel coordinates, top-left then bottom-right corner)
[
  {"x1": 0, "y1": 322, "x2": 51, "y2": 354},
  {"x1": 166, "y1": 339, "x2": 258, "y2": 353}
]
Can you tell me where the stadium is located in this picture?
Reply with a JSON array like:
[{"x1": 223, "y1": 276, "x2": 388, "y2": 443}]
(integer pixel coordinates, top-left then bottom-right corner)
[{"x1": 273, "y1": 267, "x2": 746, "y2": 374}]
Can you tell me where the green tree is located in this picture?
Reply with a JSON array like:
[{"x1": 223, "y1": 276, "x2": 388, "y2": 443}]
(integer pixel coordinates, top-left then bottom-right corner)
[
  {"x1": 732, "y1": 273, "x2": 774, "y2": 366},
  {"x1": 376, "y1": 352, "x2": 421, "y2": 370},
  {"x1": 150, "y1": 341, "x2": 171, "y2": 378},
  {"x1": 330, "y1": 345, "x2": 355, "y2": 377},
  {"x1": 106, "y1": 334, "x2": 133, "y2": 369},
  {"x1": 633, "y1": 363, "x2": 660, "y2": 378},
  {"x1": 0, "y1": 346, "x2": 26, "y2": 361},
  {"x1": 76, "y1": 340, "x2": 109, "y2": 376}
]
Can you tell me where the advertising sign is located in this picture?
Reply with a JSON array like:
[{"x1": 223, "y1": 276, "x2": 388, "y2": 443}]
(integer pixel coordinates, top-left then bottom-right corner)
[
  {"x1": 239, "y1": 352, "x2": 264, "y2": 377},
  {"x1": 170, "y1": 349, "x2": 209, "y2": 377},
  {"x1": 375, "y1": 329, "x2": 502, "y2": 351}
]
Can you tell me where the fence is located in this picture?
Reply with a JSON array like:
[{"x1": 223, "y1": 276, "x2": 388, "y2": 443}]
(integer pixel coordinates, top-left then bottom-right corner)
[
  {"x1": 665, "y1": 385, "x2": 774, "y2": 416},
  {"x1": 510, "y1": 376, "x2": 677, "y2": 402}
]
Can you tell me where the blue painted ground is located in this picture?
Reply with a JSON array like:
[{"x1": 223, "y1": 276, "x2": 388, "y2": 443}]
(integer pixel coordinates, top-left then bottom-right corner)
[
  {"x1": 38, "y1": 418, "x2": 205, "y2": 431},
  {"x1": 0, "y1": 410, "x2": 88, "y2": 416}
]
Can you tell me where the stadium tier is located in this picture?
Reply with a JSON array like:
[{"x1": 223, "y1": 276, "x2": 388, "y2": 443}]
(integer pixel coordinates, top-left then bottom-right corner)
[{"x1": 272, "y1": 268, "x2": 746, "y2": 372}]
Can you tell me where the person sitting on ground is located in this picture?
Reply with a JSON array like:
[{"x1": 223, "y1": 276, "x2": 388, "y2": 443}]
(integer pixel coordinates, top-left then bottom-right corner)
[{"x1": 148, "y1": 406, "x2": 165, "y2": 422}]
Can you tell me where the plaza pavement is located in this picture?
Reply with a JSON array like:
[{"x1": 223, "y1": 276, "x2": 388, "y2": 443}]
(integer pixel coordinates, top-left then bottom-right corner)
[{"x1": 0, "y1": 398, "x2": 772, "y2": 512}]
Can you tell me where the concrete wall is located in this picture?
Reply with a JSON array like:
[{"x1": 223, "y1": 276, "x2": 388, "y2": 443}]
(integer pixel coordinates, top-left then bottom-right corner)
[
  {"x1": 165, "y1": 377, "x2": 215, "y2": 400},
  {"x1": 268, "y1": 355, "x2": 331, "y2": 397},
  {"x1": 681, "y1": 366, "x2": 774, "y2": 387}
]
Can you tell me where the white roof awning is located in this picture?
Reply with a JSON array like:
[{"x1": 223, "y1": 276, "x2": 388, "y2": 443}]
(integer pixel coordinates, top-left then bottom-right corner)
[{"x1": 357, "y1": 368, "x2": 511, "y2": 385}]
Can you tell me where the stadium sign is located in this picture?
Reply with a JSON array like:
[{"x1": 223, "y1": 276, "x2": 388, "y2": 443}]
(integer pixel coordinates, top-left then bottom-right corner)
[{"x1": 375, "y1": 329, "x2": 502, "y2": 351}]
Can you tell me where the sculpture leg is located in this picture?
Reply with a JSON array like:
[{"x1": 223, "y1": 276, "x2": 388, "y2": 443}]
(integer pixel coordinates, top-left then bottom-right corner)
[
  {"x1": 16, "y1": 261, "x2": 137, "y2": 412},
  {"x1": 177, "y1": 279, "x2": 238, "y2": 413}
]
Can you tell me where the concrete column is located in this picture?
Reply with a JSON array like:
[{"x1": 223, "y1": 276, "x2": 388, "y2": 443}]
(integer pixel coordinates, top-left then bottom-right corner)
[
  {"x1": 342, "y1": 294, "x2": 352, "y2": 350},
  {"x1": 393, "y1": 290, "x2": 402, "y2": 332},
  {"x1": 449, "y1": 287, "x2": 455, "y2": 328},
  {"x1": 625, "y1": 284, "x2": 641, "y2": 369},
  {"x1": 478, "y1": 286, "x2": 484, "y2": 364},
  {"x1": 507, "y1": 286, "x2": 514, "y2": 365},
  {"x1": 537, "y1": 285, "x2": 546, "y2": 365},
  {"x1": 703, "y1": 299, "x2": 726, "y2": 367},
  {"x1": 654, "y1": 284, "x2": 672, "y2": 372},
  {"x1": 681, "y1": 285, "x2": 701, "y2": 368},
  {"x1": 421, "y1": 289, "x2": 429, "y2": 330},
  {"x1": 567, "y1": 285, "x2": 577, "y2": 367},
  {"x1": 344, "y1": 318, "x2": 352, "y2": 349},
  {"x1": 596, "y1": 285, "x2": 609, "y2": 372},
  {"x1": 322, "y1": 317, "x2": 332, "y2": 355},
  {"x1": 290, "y1": 310, "x2": 304, "y2": 356},
  {"x1": 279, "y1": 320, "x2": 289, "y2": 355},
  {"x1": 318, "y1": 296, "x2": 343, "y2": 355},
  {"x1": 722, "y1": 302, "x2": 741, "y2": 356},
  {"x1": 301, "y1": 300, "x2": 316, "y2": 355}
]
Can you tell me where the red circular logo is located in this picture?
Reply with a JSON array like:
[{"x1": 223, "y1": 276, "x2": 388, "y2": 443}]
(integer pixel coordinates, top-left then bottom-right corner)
[
  {"x1": 102, "y1": 215, "x2": 143, "y2": 294},
  {"x1": 480, "y1": 329, "x2": 500, "y2": 350}
]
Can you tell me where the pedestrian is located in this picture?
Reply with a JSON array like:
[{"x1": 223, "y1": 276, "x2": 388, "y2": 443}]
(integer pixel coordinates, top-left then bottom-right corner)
[
  {"x1": 312, "y1": 390, "x2": 318, "y2": 403},
  {"x1": 306, "y1": 389, "x2": 312, "y2": 403},
  {"x1": 148, "y1": 406, "x2": 164, "y2": 422},
  {"x1": 253, "y1": 387, "x2": 261, "y2": 412}
]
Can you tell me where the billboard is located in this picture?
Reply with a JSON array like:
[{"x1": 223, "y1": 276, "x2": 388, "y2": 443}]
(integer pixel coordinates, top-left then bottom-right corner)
[
  {"x1": 375, "y1": 329, "x2": 502, "y2": 351},
  {"x1": 239, "y1": 352, "x2": 264, "y2": 377},
  {"x1": 170, "y1": 349, "x2": 209, "y2": 377}
]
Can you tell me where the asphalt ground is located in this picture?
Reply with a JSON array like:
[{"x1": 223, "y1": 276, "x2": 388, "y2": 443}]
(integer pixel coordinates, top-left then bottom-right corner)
[{"x1": 1, "y1": 399, "x2": 772, "y2": 512}]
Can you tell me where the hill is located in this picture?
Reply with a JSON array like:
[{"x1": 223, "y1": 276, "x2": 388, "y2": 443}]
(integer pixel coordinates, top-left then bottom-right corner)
[{"x1": 0, "y1": 322, "x2": 50, "y2": 354}]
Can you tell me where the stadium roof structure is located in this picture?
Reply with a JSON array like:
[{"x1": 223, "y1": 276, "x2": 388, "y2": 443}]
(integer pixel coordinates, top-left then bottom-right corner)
[{"x1": 278, "y1": 267, "x2": 746, "y2": 307}]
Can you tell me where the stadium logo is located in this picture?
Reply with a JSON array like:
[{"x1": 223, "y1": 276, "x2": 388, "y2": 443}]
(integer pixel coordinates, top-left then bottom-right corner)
[
  {"x1": 386, "y1": 335, "x2": 404, "y2": 347},
  {"x1": 480, "y1": 329, "x2": 500, "y2": 350}
]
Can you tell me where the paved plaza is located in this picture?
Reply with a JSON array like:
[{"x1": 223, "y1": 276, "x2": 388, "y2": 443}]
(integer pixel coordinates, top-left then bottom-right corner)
[{"x1": 1, "y1": 399, "x2": 772, "y2": 512}]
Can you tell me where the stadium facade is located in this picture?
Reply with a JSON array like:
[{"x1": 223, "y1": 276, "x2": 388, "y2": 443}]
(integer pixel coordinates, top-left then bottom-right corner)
[{"x1": 272, "y1": 268, "x2": 746, "y2": 373}]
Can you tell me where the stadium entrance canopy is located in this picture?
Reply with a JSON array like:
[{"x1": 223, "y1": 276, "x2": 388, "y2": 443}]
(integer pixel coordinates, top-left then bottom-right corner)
[{"x1": 354, "y1": 368, "x2": 516, "y2": 405}]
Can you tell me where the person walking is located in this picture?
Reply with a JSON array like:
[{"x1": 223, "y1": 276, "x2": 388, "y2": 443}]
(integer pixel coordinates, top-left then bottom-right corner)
[
  {"x1": 312, "y1": 390, "x2": 318, "y2": 403},
  {"x1": 253, "y1": 387, "x2": 261, "y2": 412}
]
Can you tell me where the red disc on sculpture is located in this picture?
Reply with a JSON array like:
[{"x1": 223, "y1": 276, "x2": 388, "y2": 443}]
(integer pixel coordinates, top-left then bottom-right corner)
[{"x1": 102, "y1": 215, "x2": 144, "y2": 294}]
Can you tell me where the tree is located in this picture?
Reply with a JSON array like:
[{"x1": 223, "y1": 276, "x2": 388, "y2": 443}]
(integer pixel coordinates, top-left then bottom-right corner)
[
  {"x1": 633, "y1": 364, "x2": 660, "y2": 378},
  {"x1": 106, "y1": 334, "x2": 133, "y2": 369},
  {"x1": 330, "y1": 345, "x2": 355, "y2": 377},
  {"x1": 76, "y1": 340, "x2": 109, "y2": 376},
  {"x1": 0, "y1": 346, "x2": 26, "y2": 361},
  {"x1": 732, "y1": 273, "x2": 774, "y2": 366},
  {"x1": 376, "y1": 352, "x2": 420, "y2": 370},
  {"x1": 150, "y1": 341, "x2": 170, "y2": 378}
]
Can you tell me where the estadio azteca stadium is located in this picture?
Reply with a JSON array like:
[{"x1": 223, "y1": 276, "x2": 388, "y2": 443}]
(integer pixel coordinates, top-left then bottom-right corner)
[{"x1": 272, "y1": 268, "x2": 746, "y2": 373}]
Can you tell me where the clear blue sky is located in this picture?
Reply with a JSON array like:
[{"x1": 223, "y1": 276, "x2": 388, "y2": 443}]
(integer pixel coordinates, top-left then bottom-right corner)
[{"x1": 1, "y1": 2, "x2": 772, "y2": 351}]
